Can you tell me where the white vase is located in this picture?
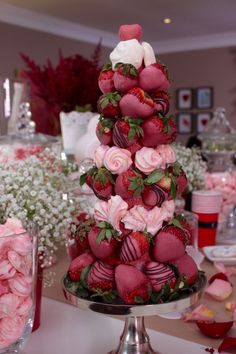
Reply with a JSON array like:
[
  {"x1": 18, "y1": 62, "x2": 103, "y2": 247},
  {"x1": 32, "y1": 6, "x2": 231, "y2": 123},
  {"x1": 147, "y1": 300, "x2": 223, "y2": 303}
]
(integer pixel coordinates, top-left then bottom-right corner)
[{"x1": 60, "y1": 111, "x2": 94, "y2": 155}]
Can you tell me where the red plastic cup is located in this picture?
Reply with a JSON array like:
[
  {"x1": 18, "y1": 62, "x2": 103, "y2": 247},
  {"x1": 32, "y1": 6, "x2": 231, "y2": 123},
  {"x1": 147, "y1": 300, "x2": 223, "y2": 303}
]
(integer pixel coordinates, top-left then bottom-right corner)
[{"x1": 191, "y1": 190, "x2": 222, "y2": 248}]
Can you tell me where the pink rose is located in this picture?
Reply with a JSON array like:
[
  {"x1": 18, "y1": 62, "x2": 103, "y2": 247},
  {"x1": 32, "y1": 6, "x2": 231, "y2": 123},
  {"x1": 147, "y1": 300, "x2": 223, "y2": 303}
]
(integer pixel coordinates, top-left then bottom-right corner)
[
  {"x1": 0, "y1": 293, "x2": 20, "y2": 318},
  {"x1": 0, "y1": 315, "x2": 25, "y2": 347},
  {"x1": 122, "y1": 205, "x2": 166, "y2": 235},
  {"x1": 8, "y1": 274, "x2": 32, "y2": 297},
  {"x1": 155, "y1": 145, "x2": 176, "y2": 168},
  {"x1": 10, "y1": 234, "x2": 32, "y2": 256},
  {"x1": 94, "y1": 145, "x2": 109, "y2": 168},
  {"x1": 0, "y1": 260, "x2": 16, "y2": 280},
  {"x1": 135, "y1": 147, "x2": 163, "y2": 174},
  {"x1": 8, "y1": 251, "x2": 31, "y2": 276},
  {"x1": 94, "y1": 196, "x2": 128, "y2": 232},
  {"x1": 16, "y1": 296, "x2": 32, "y2": 317},
  {"x1": 103, "y1": 146, "x2": 132, "y2": 174}
]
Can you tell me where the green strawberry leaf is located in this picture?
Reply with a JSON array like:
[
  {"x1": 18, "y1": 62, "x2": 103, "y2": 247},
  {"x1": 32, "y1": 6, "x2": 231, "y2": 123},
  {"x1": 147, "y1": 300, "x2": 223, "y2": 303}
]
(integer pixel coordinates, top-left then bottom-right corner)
[
  {"x1": 128, "y1": 127, "x2": 136, "y2": 141},
  {"x1": 170, "y1": 178, "x2": 177, "y2": 199},
  {"x1": 145, "y1": 170, "x2": 165, "y2": 185},
  {"x1": 171, "y1": 218, "x2": 185, "y2": 231},
  {"x1": 130, "y1": 67, "x2": 137, "y2": 77},
  {"x1": 101, "y1": 97, "x2": 109, "y2": 109},
  {"x1": 80, "y1": 173, "x2": 87, "y2": 186},
  {"x1": 80, "y1": 264, "x2": 91, "y2": 288},
  {"x1": 96, "y1": 229, "x2": 106, "y2": 244},
  {"x1": 102, "y1": 63, "x2": 112, "y2": 71},
  {"x1": 134, "y1": 295, "x2": 145, "y2": 304}
]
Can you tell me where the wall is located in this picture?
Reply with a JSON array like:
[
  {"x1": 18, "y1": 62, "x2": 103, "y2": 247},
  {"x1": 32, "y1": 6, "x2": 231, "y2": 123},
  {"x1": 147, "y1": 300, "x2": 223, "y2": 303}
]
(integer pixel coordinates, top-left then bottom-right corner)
[{"x1": 0, "y1": 21, "x2": 236, "y2": 141}]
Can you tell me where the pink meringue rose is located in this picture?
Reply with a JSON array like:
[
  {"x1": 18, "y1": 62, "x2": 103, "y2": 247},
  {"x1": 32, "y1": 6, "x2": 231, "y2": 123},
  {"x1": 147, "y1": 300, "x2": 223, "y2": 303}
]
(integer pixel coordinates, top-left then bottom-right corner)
[
  {"x1": 122, "y1": 205, "x2": 166, "y2": 235},
  {"x1": 94, "y1": 196, "x2": 128, "y2": 232},
  {"x1": 135, "y1": 147, "x2": 163, "y2": 174},
  {"x1": 0, "y1": 315, "x2": 25, "y2": 347},
  {"x1": 0, "y1": 260, "x2": 16, "y2": 280},
  {"x1": 155, "y1": 145, "x2": 176, "y2": 168},
  {"x1": 16, "y1": 296, "x2": 32, "y2": 317},
  {"x1": 8, "y1": 251, "x2": 31, "y2": 276},
  {"x1": 0, "y1": 293, "x2": 20, "y2": 318},
  {"x1": 94, "y1": 145, "x2": 109, "y2": 168},
  {"x1": 11, "y1": 234, "x2": 32, "y2": 256},
  {"x1": 103, "y1": 146, "x2": 132, "y2": 175},
  {"x1": 8, "y1": 274, "x2": 32, "y2": 297}
]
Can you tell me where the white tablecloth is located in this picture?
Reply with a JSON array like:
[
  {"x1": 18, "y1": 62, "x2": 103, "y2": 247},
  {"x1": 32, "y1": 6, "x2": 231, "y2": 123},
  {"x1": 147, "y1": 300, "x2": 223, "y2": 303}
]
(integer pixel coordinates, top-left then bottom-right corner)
[{"x1": 24, "y1": 297, "x2": 217, "y2": 354}]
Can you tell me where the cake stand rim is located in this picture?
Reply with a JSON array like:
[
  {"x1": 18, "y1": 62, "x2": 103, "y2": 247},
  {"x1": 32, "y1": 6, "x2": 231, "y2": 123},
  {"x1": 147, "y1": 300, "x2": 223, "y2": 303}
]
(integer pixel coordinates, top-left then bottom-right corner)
[{"x1": 62, "y1": 273, "x2": 207, "y2": 317}]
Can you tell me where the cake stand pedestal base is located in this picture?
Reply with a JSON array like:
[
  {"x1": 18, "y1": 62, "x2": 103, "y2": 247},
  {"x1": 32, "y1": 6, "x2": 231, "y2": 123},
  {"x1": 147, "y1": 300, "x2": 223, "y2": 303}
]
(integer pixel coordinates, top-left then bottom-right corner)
[{"x1": 108, "y1": 316, "x2": 158, "y2": 354}]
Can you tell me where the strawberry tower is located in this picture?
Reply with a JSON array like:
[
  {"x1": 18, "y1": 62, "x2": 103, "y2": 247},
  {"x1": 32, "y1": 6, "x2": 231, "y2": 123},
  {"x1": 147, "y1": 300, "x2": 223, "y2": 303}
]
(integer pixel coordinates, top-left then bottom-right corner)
[{"x1": 68, "y1": 24, "x2": 200, "y2": 305}]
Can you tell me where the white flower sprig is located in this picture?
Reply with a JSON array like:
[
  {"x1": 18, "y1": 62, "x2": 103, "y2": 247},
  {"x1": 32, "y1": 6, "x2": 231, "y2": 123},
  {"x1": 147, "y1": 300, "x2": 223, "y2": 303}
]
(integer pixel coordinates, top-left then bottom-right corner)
[
  {"x1": 0, "y1": 149, "x2": 79, "y2": 267},
  {"x1": 173, "y1": 143, "x2": 207, "y2": 192}
]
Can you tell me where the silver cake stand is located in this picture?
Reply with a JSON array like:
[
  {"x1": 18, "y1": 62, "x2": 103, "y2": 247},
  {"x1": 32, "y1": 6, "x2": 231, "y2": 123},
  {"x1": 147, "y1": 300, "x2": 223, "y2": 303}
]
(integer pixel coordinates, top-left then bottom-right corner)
[{"x1": 62, "y1": 275, "x2": 206, "y2": 354}]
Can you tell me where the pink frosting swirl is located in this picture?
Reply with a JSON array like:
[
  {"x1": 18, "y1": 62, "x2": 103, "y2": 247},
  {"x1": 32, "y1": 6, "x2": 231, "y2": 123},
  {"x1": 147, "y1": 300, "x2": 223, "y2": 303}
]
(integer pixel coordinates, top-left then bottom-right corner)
[
  {"x1": 8, "y1": 274, "x2": 32, "y2": 297},
  {"x1": 94, "y1": 195, "x2": 128, "y2": 232},
  {"x1": 94, "y1": 145, "x2": 109, "y2": 168},
  {"x1": 103, "y1": 146, "x2": 132, "y2": 174},
  {"x1": 135, "y1": 147, "x2": 163, "y2": 174},
  {"x1": 155, "y1": 145, "x2": 176, "y2": 168},
  {"x1": 161, "y1": 200, "x2": 175, "y2": 220}
]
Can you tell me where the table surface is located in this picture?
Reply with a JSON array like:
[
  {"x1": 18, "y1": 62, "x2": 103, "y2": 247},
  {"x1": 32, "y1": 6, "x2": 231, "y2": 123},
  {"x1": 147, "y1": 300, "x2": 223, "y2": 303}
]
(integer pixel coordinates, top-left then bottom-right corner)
[{"x1": 41, "y1": 246, "x2": 236, "y2": 351}]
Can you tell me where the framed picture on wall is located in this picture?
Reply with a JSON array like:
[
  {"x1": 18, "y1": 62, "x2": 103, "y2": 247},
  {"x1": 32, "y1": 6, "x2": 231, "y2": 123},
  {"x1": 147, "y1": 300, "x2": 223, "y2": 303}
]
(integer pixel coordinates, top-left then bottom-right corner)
[
  {"x1": 176, "y1": 88, "x2": 193, "y2": 109},
  {"x1": 196, "y1": 87, "x2": 213, "y2": 109},
  {"x1": 176, "y1": 112, "x2": 193, "y2": 134},
  {"x1": 196, "y1": 112, "x2": 212, "y2": 133}
]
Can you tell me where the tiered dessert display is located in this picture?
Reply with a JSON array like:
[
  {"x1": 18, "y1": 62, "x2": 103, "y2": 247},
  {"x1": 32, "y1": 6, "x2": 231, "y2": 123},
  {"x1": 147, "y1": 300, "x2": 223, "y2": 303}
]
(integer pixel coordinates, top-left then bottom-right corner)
[{"x1": 63, "y1": 24, "x2": 206, "y2": 354}]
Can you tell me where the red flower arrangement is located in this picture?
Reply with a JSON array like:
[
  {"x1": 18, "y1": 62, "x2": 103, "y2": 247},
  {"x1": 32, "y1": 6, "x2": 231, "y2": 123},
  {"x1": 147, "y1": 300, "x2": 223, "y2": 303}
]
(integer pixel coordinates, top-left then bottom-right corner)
[{"x1": 20, "y1": 44, "x2": 101, "y2": 135}]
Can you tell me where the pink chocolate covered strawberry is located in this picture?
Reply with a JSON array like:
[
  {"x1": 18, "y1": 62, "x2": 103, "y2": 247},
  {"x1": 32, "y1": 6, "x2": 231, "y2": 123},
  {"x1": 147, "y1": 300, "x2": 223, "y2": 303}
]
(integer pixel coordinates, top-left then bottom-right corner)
[
  {"x1": 96, "y1": 117, "x2": 114, "y2": 145},
  {"x1": 115, "y1": 169, "x2": 144, "y2": 199},
  {"x1": 142, "y1": 184, "x2": 167, "y2": 207},
  {"x1": 98, "y1": 63, "x2": 115, "y2": 94},
  {"x1": 68, "y1": 253, "x2": 94, "y2": 282},
  {"x1": 172, "y1": 254, "x2": 198, "y2": 285},
  {"x1": 113, "y1": 117, "x2": 143, "y2": 148},
  {"x1": 120, "y1": 231, "x2": 150, "y2": 262},
  {"x1": 152, "y1": 221, "x2": 190, "y2": 263},
  {"x1": 97, "y1": 92, "x2": 121, "y2": 118},
  {"x1": 118, "y1": 24, "x2": 143, "y2": 41},
  {"x1": 119, "y1": 87, "x2": 155, "y2": 118},
  {"x1": 88, "y1": 222, "x2": 121, "y2": 260},
  {"x1": 140, "y1": 114, "x2": 177, "y2": 147},
  {"x1": 150, "y1": 90, "x2": 170, "y2": 115},
  {"x1": 113, "y1": 63, "x2": 138, "y2": 93},
  {"x1": 139, "y1": 62, "x2": 170, "y2": 92},
  {"x1": 87, "y1": 261, "x2": 115, "y2": 291},
  {"x1": 115, "y1": 264, "x2": 150, "y2": 304},
  {"x1": 145, "y1": 261, "x2": 176, "y2": 292}
]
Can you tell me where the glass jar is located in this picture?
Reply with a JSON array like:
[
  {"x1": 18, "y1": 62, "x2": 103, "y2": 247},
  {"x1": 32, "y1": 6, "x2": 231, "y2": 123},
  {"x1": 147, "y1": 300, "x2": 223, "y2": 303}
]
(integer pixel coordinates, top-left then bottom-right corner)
[
  {"x1": 200, "y1": 107, "x2": 236, "y2": 242},
  {"x1": 0, "y1": 219, "x2": 37, "y2": 353}
]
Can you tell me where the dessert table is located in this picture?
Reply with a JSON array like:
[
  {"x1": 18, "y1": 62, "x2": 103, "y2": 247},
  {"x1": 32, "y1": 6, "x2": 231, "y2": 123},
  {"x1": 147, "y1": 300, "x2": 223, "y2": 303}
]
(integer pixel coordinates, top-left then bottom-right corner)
[{"x1": 27, "y1": 245, "x2": 236, "y2": 353}]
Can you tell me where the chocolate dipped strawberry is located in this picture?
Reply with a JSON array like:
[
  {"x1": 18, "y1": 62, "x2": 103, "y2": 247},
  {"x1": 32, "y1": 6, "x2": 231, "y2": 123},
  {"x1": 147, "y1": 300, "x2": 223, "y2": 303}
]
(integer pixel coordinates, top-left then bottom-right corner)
[
  {"x1": 145, "y1": 261, "x2": 176, "y2": 292},
  {"x1": 115, "y1": 264, "x2": 150, "y2": 304},
  {"x1": 97, "y1": 92, "x2": 121, "y2": 118},
  {"x1": 144, "y1": 167, "x2": 176, "y2": 200},
  {"x1": 113, "y1": 63, "x2": 138, "y2": 93},
  {"x1": 87, "y1": 261, "x2": 115, "y2": 291},
  {"x1": 150, "y1": 90, "x2": 170, "y2": 115},
  {"x1": 68, "y1": 253, "x2": 94, "y2": 282},
  {"x1": 120, "y1": 231, "x2": 150, "y2": 262},
  {"x1": 142, "y1": 184, "x2": 166, "y2": 207},
  {"x1": 140, "y1": 114, "x2": 177, "y2": 147},
  {"x1": 139, "y1": 62, "x2": 170, "y2": 92},
  {"x1": 88, "y1": 222, "x2": 121, "y2": 260},
  {"x1": 98, "y1": 63, "x2": 115, "y2": 94},
  {"x1": 91, "y1": 167, "x2": 114, "y2": 200},
  {"x1": 115, "y1": 169, "x2": 144, "y2": 199},
  {"x1": 96, "y1": 116, "x2": 114, "y2": 145},
  {"x1": 113, "y1": 117, "x2": 143, "y2": 148},
  {"x1": 172, "y1": 254, "x2": 198, "y2": 285},
  {"x1": 119, "y1": 87, "x2": 155, "y2": 118}
]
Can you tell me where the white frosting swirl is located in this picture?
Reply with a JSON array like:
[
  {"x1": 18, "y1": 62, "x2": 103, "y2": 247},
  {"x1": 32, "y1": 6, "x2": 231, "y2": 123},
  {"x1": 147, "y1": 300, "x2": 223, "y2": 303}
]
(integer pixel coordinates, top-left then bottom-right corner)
[{"x1": 110, "y1": 39, "x2": 144, "y2": 69}]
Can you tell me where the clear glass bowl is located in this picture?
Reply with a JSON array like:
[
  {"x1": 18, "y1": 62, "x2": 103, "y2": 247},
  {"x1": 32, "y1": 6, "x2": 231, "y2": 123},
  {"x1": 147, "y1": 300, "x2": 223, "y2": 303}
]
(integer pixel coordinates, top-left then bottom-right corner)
[{"x1": 0, "y1": 220, "x2": 37, "y2": 353}]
